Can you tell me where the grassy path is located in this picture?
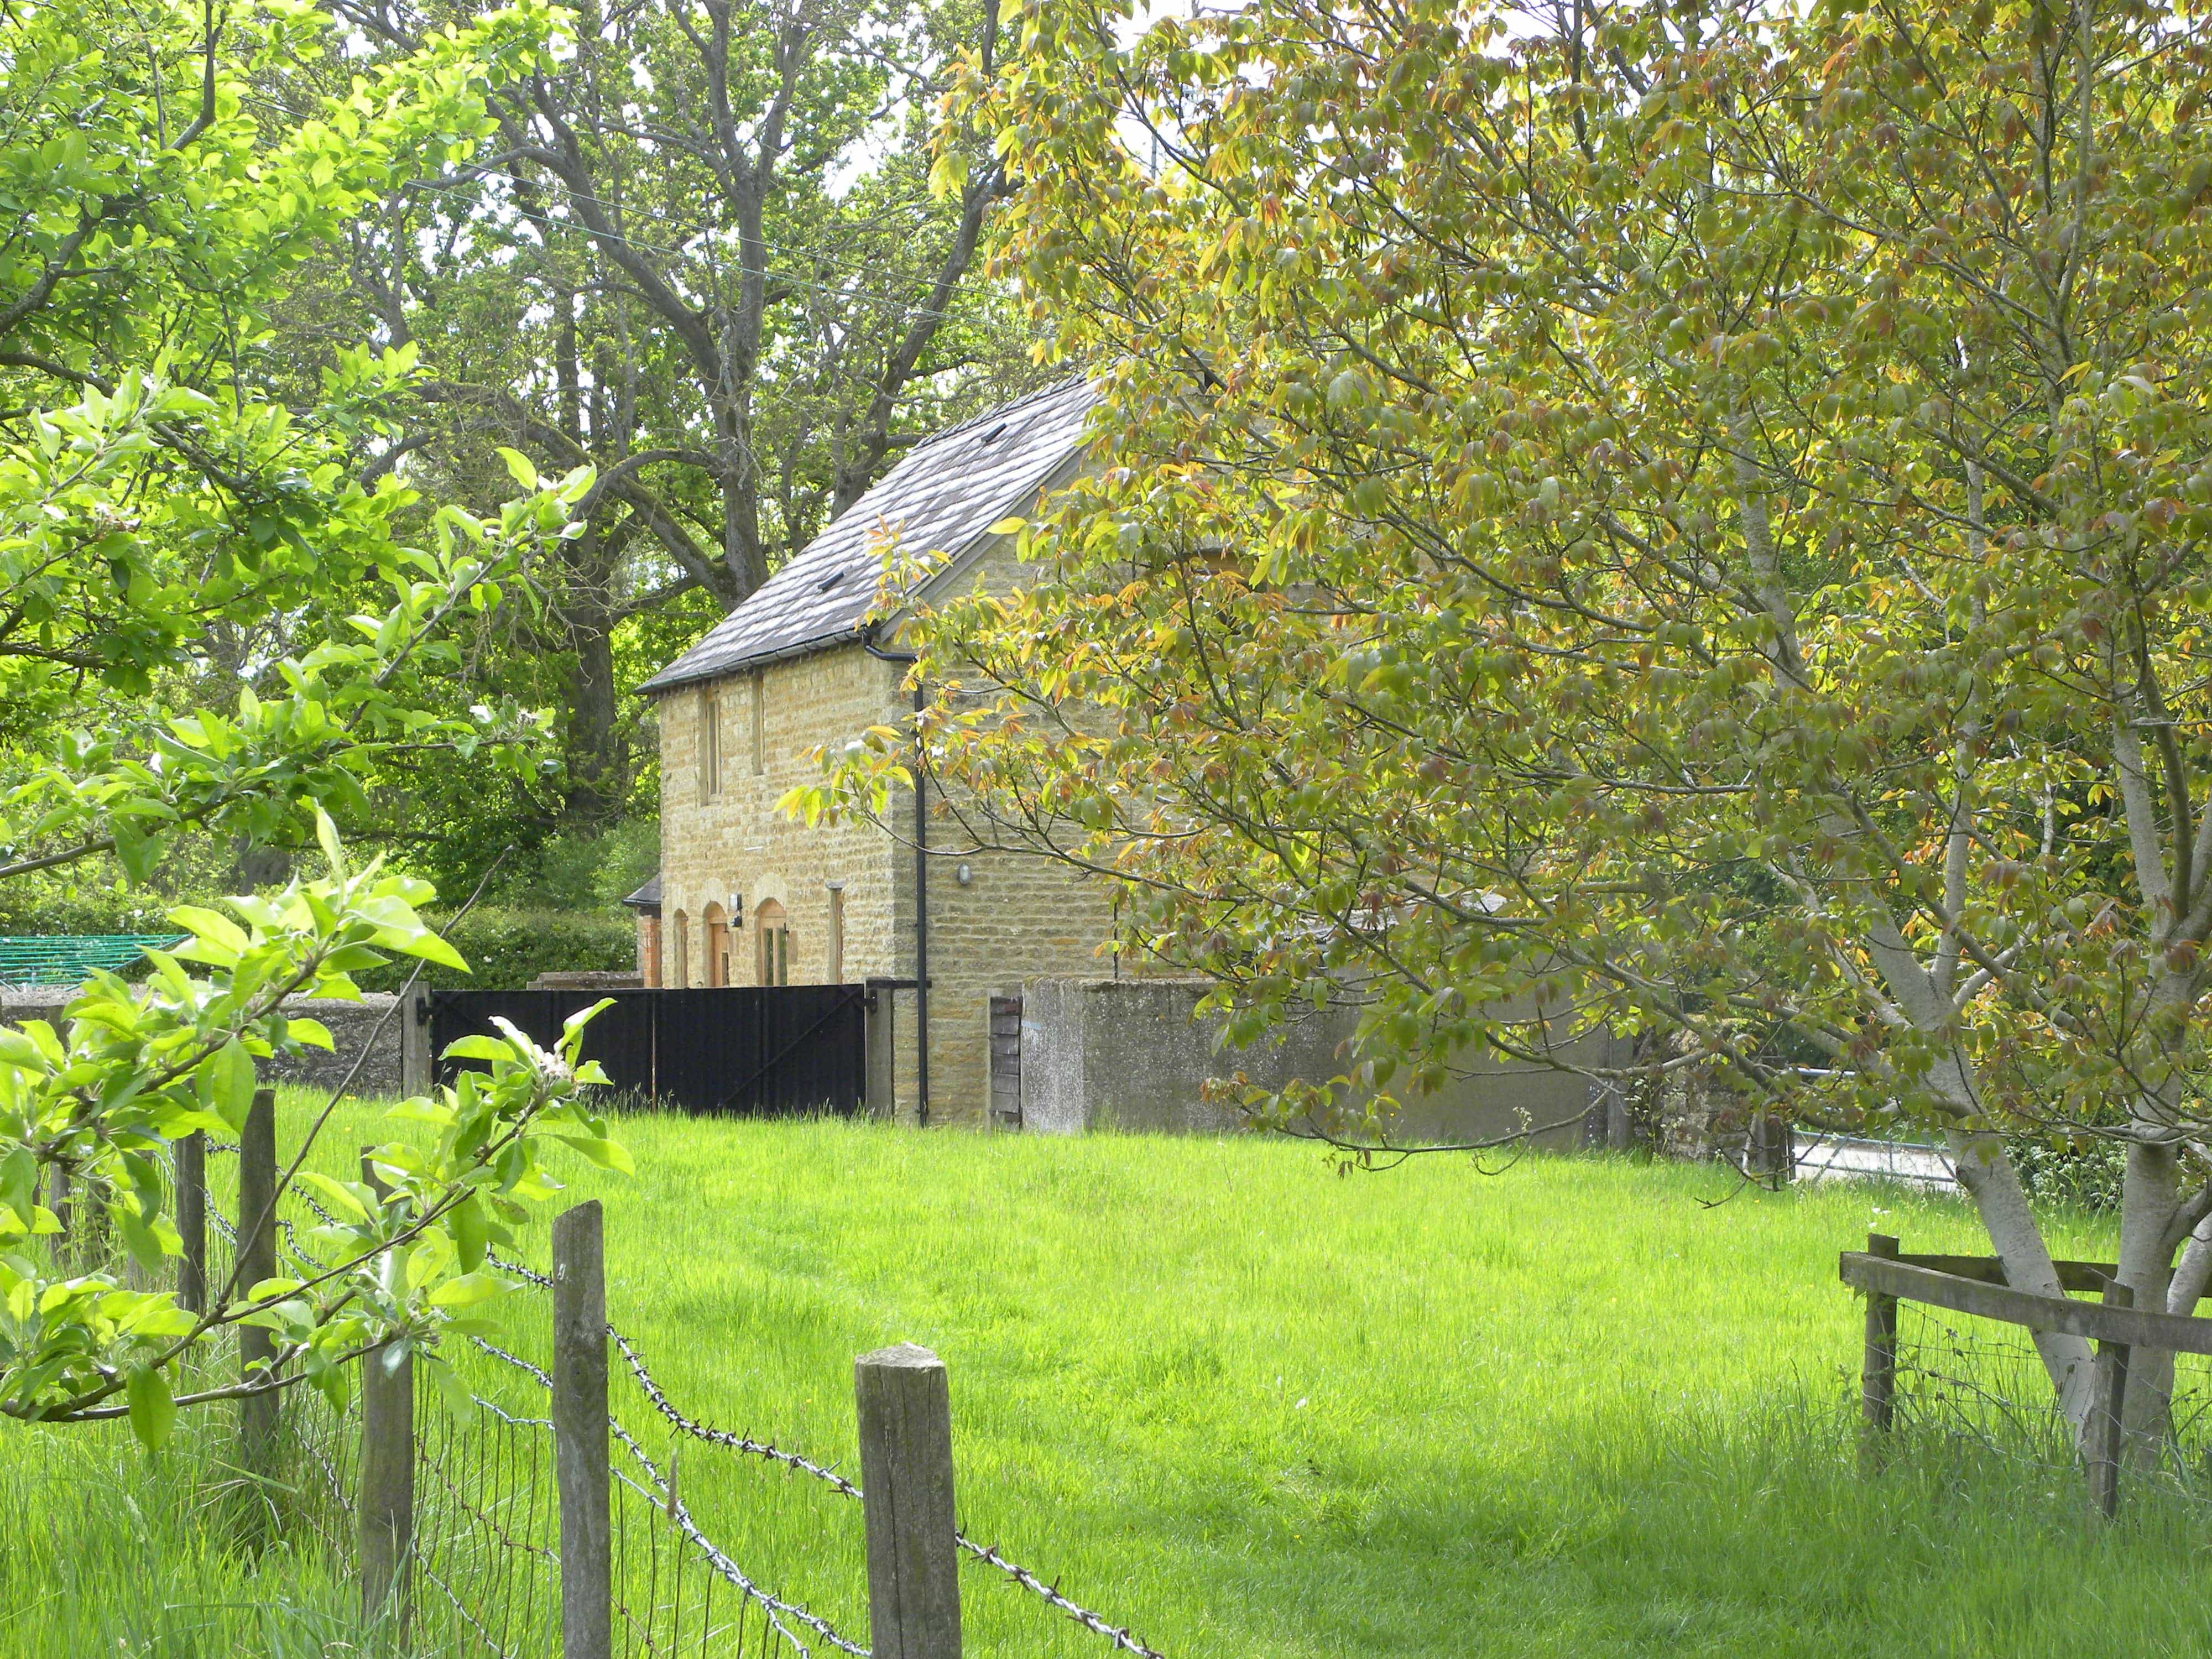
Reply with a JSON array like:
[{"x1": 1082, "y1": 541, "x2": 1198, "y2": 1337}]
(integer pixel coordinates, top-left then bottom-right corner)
[{"x1": 8, "y1": 1103, "x2": 2209, "y2": 1657}]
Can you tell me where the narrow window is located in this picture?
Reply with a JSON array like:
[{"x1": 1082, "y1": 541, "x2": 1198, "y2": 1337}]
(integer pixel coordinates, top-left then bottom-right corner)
[
  {"x1": 670, "y1": 912, "x2": 690, "y2": 989},
  {"x1": 750, "y1": 671, "x2": 766, "y2": 774},
  {"x1": 699, "y1": 687, "x2": 720, "y2": 801},
  {"x1": 755, "y1": 899, "x2": 788, "y2": 985},
  {"x1": 827, "y1": 885, "x2": 845, "y2": 984}
]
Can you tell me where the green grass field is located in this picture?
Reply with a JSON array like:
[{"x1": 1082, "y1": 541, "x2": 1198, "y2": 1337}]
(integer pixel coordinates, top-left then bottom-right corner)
[{"x1": 6, "y1": 1104, "x2": 2210, "y2": 1658}]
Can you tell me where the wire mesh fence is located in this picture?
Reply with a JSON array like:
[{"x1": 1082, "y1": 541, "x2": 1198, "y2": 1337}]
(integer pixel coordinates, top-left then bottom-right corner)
[
  {"x1": 128, "y1": 1135, "x2": 1171, "y2": 1659},
  {"x1": 1891, "y1": 1298, "x2": 2212, "y2": 1504}
]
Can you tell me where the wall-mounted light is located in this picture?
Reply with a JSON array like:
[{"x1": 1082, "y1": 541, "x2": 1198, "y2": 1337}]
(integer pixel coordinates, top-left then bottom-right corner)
[
  {"x1": 956, "y1": 863, "x2": 973, "y2": 887},
  {"x1": 826, "y1": 878, "x2": 845, "y2": 893},
  {"x1": 729, "y1": 894, "x2": 744, "y2": 927}
]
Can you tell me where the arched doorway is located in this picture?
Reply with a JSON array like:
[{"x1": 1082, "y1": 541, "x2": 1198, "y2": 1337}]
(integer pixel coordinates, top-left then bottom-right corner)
[
  {"x1": 703, "y1": 902, "x2": 731, "y2": 988},
  {"x1": 755, "y1": 899, "x2": 789, "y2": 986}
]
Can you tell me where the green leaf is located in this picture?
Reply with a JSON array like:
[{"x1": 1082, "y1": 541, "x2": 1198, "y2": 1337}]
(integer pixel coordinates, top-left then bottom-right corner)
[
  {"x1": 428, "y1": 1270, "x2": 504, "y2": 1308},
  {"x1": 441, "y1": 1035, "x2": 514, "y2": 1063},
  {"x1": 113, "y1": 816, "x2": 163, "y2": 884},
  {"x1": 126, "y1": 1364, "x2": 175, "y2": 1451},
  {"x1": 497, "y1": 447, "x2": 539, "y2": 489},
  {"x1": 313, "y1": 1357, "x2": 353, "y2": 1416},
  {"x1": 398, "y1": 930, "x2": 467, "y2": 972},
  {"x1": 313, "y1": 804, "x2": 348, "y2": 881},
  {"x1": 451, "y1": 1191, "x2": 489, "y2": 1271},
  {"x1": 554, "y1": 1134, "x2": 634, "y2": 1175},
  {"x1": 283, "y1": 1016, "x2": 335, "y2": 1051},
  {"x1": 927, "y1": 147, "x2": 969, "y2": 200},
  {"x1": 298, "y1": 1171, "x2": 369, "y2": 1221},
  {"x1": 0, "y1": 1149, "x2": 36, "y2": 1228},
  {"x1": 421, "y1": 1352, "x2": 476, "y2": 1415},
  {"x1": 116, "y1": 1203, "x2": 168, "y2": 1274},
  {"x1": 205, "y1": 1038, "x2": 257, "y2": 1129},
  {"x1": 167, "y1": 905, "x2": 251, "y2": 962}
]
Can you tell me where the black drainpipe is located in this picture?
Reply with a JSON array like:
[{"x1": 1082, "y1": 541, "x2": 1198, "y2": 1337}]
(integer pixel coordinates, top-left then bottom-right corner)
[
  {"x1": 911, "y1": 676, "x2": 930, "y2": 1128},
  {"x1": 868, "y1": 638, "x2": 928, "y2": 1127}
]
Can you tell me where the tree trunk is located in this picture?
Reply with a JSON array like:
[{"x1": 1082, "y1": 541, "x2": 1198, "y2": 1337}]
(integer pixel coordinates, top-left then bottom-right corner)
[
  {"x1": 563, "y1": 608, "x2": 623, "y2": 827},
  {"x1": 1946, "y1": 1126, "x2": 2099, "y2": 1438},
  {"x1": 2118, "y1": 1132, "x2": 2184, "y2": 1457}
]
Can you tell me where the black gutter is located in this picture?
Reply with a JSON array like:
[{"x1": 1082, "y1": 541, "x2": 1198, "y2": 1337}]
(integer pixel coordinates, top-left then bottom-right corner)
[{"x1": 634, "y1": 625, "x2": 864, "y2": 698}]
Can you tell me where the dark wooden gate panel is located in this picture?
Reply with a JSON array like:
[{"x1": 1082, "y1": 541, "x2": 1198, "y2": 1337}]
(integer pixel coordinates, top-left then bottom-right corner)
[
  {"x1": 653, "y1": 987, "x2": 866, "y2": 1115},
  {"x1": 430, "y1": 986, "x2": 864, "y2": 1117},
  {"x1": 430, "y1": 989, "x2": 656, "y2": 1097}
]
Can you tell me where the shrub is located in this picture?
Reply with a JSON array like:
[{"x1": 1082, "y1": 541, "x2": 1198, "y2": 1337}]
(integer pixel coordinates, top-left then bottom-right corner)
[
  {"x1": 352, "y1": 906, "x2": 637, "y2": 991},
  {"x1": 2006, "y1": 1135, "x2": 2127, "y2": 1214}
]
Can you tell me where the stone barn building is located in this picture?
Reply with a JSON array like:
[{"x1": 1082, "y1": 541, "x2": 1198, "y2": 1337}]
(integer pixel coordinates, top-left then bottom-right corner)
[
  {"x1": 635, "y1": 378, "x2": 1618, "y2": 1140},
  {"x1": 636, "y1": 378, "x2": 1112, "y2": 1127}
]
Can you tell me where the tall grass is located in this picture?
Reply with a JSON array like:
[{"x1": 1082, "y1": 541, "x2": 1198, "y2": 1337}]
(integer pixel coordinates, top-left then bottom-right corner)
[
  {"x1": 14, "y1": 1097, "x2": 2206, "y2": 1657},
  {"x1": 311, "y1": 1103, "x2": 2191, "y2": 1659},
  {"x1": 0, "y1": 1407, "x2": 359, "y2": 1659}
]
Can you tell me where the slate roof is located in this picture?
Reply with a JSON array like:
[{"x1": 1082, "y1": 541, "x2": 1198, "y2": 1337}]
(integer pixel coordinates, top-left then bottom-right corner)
[
  {"x1": 620, "y1": 873, "x2": 661, "y2": 912},
  {"x1": 639, "y1": 377, "x2": 1098, "y2": 695}
]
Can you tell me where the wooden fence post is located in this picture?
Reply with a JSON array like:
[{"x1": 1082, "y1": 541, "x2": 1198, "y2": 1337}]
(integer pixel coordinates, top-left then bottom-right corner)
[
  {"x1": 855, "y1": 1342, "x2": 962, "y2": 1659},
  {"x1": 176, "y1": 1130, "x2": 206, "y2": 1314},
  {"x1": 552, "y1": 1200, "x2": 611, "y2": 1659},
  {"x1": 1860, "y1": 1232, "x2": 1901, "y2": 1464},
  {"x1": 2090, "y1": 1277, "x2": 2133, "y2": 1521},
  {"x1": 46, "y1": 1162, "x2": 70, "y2": 1269},
  {"x1": 237, "y1": 1087, "x2": 279, "y2": 1485},
  {"x1": 400, "y1": 984, "x2": 432, "y2": 1097},
  {"x1": 358, "y1": 1150, "x2": 414, "y2": 1632}
]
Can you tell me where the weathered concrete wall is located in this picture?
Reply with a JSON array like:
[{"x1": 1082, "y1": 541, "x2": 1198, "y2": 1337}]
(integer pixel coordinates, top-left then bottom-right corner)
[
  {"x1": 1019, "y1": 978, "x2": 1616, "y2": 1147},
  {"x1": 3, "y1": 989, "x2": 409, "y2": 1099}
]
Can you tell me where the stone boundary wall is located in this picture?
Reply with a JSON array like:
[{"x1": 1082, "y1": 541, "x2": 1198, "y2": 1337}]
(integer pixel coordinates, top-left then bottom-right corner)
[
  {"x1": 1018, "y1": 977, "x2": 1618, "y2": 1146},
  {"x1": 2, "y1": 988, "x2": 414, "y2": 1100}
]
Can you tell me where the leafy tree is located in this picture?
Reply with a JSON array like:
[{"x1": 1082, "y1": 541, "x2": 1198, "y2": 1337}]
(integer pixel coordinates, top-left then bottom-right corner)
[
  {"x1": 799, "y1": 0, "x2": 2212, "y2": 1446},
  {"x1": 0, "y1": 0, "x2": 619, "y2": 1441},
  {"x1": 287, "y1": 0, "x2": 1045, "y2": 833}
]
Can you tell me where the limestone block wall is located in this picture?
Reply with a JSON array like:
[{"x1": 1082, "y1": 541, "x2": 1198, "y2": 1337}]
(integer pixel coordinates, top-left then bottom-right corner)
[
  {"x1": 656, "y1": 647, "x2": 907, "y2": 994},
  {"x1": 891, "y1": 822, "x2": 1116, "y2": 1127},
  {"x1": 655, "y1": 633, "x2": 1123, "y2": 1129}
]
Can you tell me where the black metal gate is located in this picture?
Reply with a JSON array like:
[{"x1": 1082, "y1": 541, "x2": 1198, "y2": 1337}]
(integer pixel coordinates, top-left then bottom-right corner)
[{"x1": 429, "y1": 986, "x2": 868, "y2": 1116}]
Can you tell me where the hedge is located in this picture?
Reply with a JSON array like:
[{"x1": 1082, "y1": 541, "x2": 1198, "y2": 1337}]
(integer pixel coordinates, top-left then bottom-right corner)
[{"x1": 352, "y1": 907, "x2": 637, "y2": 992}]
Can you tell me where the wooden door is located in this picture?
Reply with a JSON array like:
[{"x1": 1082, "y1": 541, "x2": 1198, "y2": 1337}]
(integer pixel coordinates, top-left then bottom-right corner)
[
  {"x1": 989, "y1": 995, "x2": 1022, "y2": 1128},
  {"x1": 704, "y1": 910, "x2": 729, "y2": 988}
]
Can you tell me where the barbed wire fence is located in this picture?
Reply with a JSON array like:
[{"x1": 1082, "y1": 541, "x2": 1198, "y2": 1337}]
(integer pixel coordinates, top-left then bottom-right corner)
[
  {"x1": 1888, "y1": 1300, "x2": 2212, "y2": 1500},
  {"x1": 1847, "y1": 1233, "x2": 2212, "y2": 1519},
  {"x1": 189, "y1": 1134, "x2": 1167, "y2": 1659}
]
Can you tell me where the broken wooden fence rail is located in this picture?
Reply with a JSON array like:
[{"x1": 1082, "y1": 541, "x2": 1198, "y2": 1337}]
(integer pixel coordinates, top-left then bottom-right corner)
[{"x1": 1840, "y1": 1230, "x2": 2212, "y2": 1517}]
